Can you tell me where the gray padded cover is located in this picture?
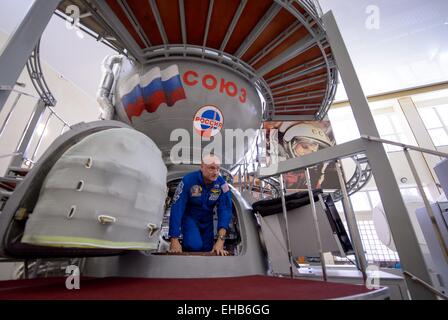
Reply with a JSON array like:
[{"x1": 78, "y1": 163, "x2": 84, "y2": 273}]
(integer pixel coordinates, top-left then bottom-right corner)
[{"x1": 22, "y1": 128, "x2": 167, "y2": 250}]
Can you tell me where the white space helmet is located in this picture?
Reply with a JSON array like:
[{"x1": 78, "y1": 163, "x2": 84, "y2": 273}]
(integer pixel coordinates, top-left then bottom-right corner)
[{"x1": 280, "y1": 123, "x2": 332, "y2": 158}]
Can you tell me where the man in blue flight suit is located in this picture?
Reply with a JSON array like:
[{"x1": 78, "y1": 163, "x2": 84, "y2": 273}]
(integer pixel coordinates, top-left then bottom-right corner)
[{"x1": 168, "y1": 154, "x2": 232, "y2": 256}]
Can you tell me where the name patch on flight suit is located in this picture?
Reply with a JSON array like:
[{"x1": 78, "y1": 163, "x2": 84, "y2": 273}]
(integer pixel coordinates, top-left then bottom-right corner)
[
  {"x1": 209, "y1": 188, "x2": 221, "y2": 201},
  {"x1": 173, "y1": 181, "x2": 184, "y2": 203},
  {"x1": 190, "y1": 185, "x2": 202, "y2": 197}
]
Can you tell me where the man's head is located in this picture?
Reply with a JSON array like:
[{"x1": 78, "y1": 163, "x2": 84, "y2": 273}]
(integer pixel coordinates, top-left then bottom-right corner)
[
  {"x1": 291, "y1": 137, "x2": 320, "y2": 157},
  {"x1": 201, "y1": 154, "x2": 221, "y2": 184}
]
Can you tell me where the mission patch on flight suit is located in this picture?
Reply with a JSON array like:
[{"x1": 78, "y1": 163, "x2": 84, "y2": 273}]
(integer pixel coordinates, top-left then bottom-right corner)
[
  {"x1": 209, "y1": 185, "x2": 221, "y2": 201},
  {"x1": 190, "y1": 185, "x2": 202, "y2": 197}
]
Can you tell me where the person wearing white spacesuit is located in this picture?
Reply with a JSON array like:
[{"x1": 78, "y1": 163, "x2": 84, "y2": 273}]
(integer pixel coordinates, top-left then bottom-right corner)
[{"x1": 266, "y1": 121, "x2": 336, "y2": 190}]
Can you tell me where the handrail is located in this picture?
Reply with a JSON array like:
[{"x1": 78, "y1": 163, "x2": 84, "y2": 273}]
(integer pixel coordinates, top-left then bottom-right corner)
[
  {"x1": 239, "y1": 133, "x2": 448, "y2": 285},
  {"x1": 48, "y1": 106, "x2": 72, "y2": 128},
  {"x1": 0, "y1": 152, "x2": 22, "y2": 159},
  {"x1": 362, "y1": 135, "x2": 448, "y2": 158},
  {"x1": 403, "y1": 271, "x2": 448, "y2": 300},
  {"x1": 0, "y1": 37, "x2": 72, "y2": 171},
  {"x1": 258, "y1": 138, "x2": 367, "y2": 179},
  {"x1": 258, "y1": 135, "x2": 447, "y2": 181},
  {"x1": 26, "y1": 39, "x2": 57, "y2": 107}
]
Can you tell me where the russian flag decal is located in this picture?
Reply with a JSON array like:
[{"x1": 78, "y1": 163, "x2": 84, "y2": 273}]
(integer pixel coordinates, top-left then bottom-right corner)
[{"x1": 119, "y1": 65, "x2": 186, "y2": 121}]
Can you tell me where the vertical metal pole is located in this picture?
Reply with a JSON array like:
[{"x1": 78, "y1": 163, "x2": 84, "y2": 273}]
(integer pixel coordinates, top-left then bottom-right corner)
[
  {"x1": 305, "y1": 168, "x2": 327, "y2": 281},
  {"x1": 243, "y1": 157, "x2": 248, "y2": 192},
  {"x1": 31, "y1": 112, "x2": 52, "y2": 161},
  {"x1": 404, "y1": 148, "x2": 448, "y2": 260},
  {"x1": 256, "y1": 130, "x2": 261, "y2": 167},
  {"x1": 0, "y1": 0, "x2": 60, "y2": 113},
  {"x1": 323, "y1": 11, "x2": 435, "y2": 299},
  {"x1": 261, "y1": 180, "x2": 265, "y2": 199},
  {"x1": 30, "y1": 259, "x2": 41, "y2": 278},
  {"x1": 398, "y1": 97, "x2": 442, "y2": 195},
  {"x1": 279, "y1": 174, "x2": 294, "y2": 278},
  {"x1": 238, "y1": 165, "x2": 242, "y2": 192},
  {"x1": 60, "y1": 124, "x2": 67, "y2": 136},
  {"x1": 335, "y1": 160, "x2": 368, "y2": 281},
  {"x1": 23, "y1": 260, "x2": 29, "y2": 279},
  {"x1": 9, "y1": 100, "x2": 46, "y2": 169},
  {"x1": 252, "y1": 162, "x2": 256, "y2": 190}
]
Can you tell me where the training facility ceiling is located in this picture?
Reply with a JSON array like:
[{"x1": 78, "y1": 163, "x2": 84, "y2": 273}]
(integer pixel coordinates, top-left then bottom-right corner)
[{"x1": 56, "y1": 0, "x2": 338, "y2": 120}]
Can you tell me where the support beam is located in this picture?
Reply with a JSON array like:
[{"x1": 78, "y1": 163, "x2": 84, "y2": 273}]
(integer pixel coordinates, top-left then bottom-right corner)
[
  {"x1": 0, "y1": 0, "x2": 60, "y2": 114},
  {"x1": 271, "y1": 74, "x2": 327, "y2": 96},
  {"x1": 219, "y1": 0, "x2": 247, "y2": 52},
  {"x1": 275, "y1": 92, "x2": 325, "y2": 104},
  {"x1": 234, "y1": 2, "x2": 281, "y2": 58},
  {"x1": 268, "y1": 63, "x2": 326, "y2": 87},
  {"x1": 266, "y1": 56, "x2": 325, "y2": 83},
  {"x1": 257, "y1": 35, "x2": 317, "y2": 77},
  {"x1": 323, "y1": 10, "x2": 436, "y2": 299},
  {"x1": 249, "y1": 21, "x2": 302, "y2": 66},
  {"x1": 178, "y1": 0, "x2": 187, "y2": 45},
  {"x1": 94, "y1": 0, "x2": 144, "y2": 62},
  {"x1": 275, "y1": 89, "x2": 326, "y2": 102},
  {"x1": 258, "y1": 138, "x2": 367, "y2": 179},
  {"x1": 117, "y1": 0, "x2": 151, "y2": 47},
  {"x1": 274, "y1": 104, "x2": 320, "y2": 111},
  {"x1": 149, "y1": 0, "x2": 169, "y2": 45},
  {"x1": 202, "y1": 0, "x2": 215, "y2": 50}
]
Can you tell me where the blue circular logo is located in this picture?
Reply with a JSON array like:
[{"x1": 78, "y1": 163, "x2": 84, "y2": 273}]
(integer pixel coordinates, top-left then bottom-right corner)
[{"x1": 194, "y1": 106, "x2": 224, "y2": 138}]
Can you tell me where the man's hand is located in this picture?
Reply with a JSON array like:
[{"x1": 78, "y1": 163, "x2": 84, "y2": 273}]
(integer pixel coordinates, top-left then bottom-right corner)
[
  {"x1": 211, "y1": 239, "x2": 229, "y2": 256},
  {"x1": 168, "y1": 238, "x2": 182, "y2": 253}
]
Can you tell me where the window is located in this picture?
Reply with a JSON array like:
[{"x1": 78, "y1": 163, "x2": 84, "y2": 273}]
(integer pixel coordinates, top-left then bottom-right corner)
[
  {"x1": 336, "y1": 220, "x2": 399, "y2": 265},
  {"x1": 368, "y1": 191, "x2": 381, "y2": 208},
  {"x1": 400, "y1": 186, "x2": 434, "y2": 202},
  {"x1": 350, "y1": 192, "x2": 371, "y2": 211},
  {"x1": 328, "y1": 107, "x2": 360, "y2": 144},
  {"x1": 373, "y1": 112, "x2": 409, "y2": 152},
  {"x1": 363, "y1": 188, "x2": 432, "y2": 208},
  {"x1": 329, "y1": 106, "x2": 411, "y2": 152},
  {"x1": 418, "y1": 105, "x2": 448, "y2": 147},
  {"x1": 332, "y1": 186, "x2": 436, "y2": 266},
  {"x1": 334, "y1": 190, "x2": 382, "y2": 213}
]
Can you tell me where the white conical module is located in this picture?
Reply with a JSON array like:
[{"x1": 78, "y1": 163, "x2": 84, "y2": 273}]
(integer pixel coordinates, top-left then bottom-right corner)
[{"x1": 21, "y1": 128, "x2": 167, "y2": 250}]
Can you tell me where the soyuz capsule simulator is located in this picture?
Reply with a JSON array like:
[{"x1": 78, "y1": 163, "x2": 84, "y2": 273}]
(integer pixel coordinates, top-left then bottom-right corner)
[
  {"x1": 0, "y1": 0, "x2": 351, "y2": 282},
  {"x1": 112, "y1": 59, "x2": 263, "y2": 164}
]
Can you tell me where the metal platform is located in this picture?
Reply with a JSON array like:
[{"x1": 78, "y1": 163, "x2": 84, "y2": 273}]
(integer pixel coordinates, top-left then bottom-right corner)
[
  {"x1": 295, "y1": 265, "x2": 408, "y2": 300},
  {"x1": 0, "y1": 275, "x2": 390, "y2": 300}
]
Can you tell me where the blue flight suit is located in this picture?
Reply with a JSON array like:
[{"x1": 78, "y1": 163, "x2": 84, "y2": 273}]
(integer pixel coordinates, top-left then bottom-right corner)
[{"x1": 169, "y1": 170, "x2": 233, "y2": 252}]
